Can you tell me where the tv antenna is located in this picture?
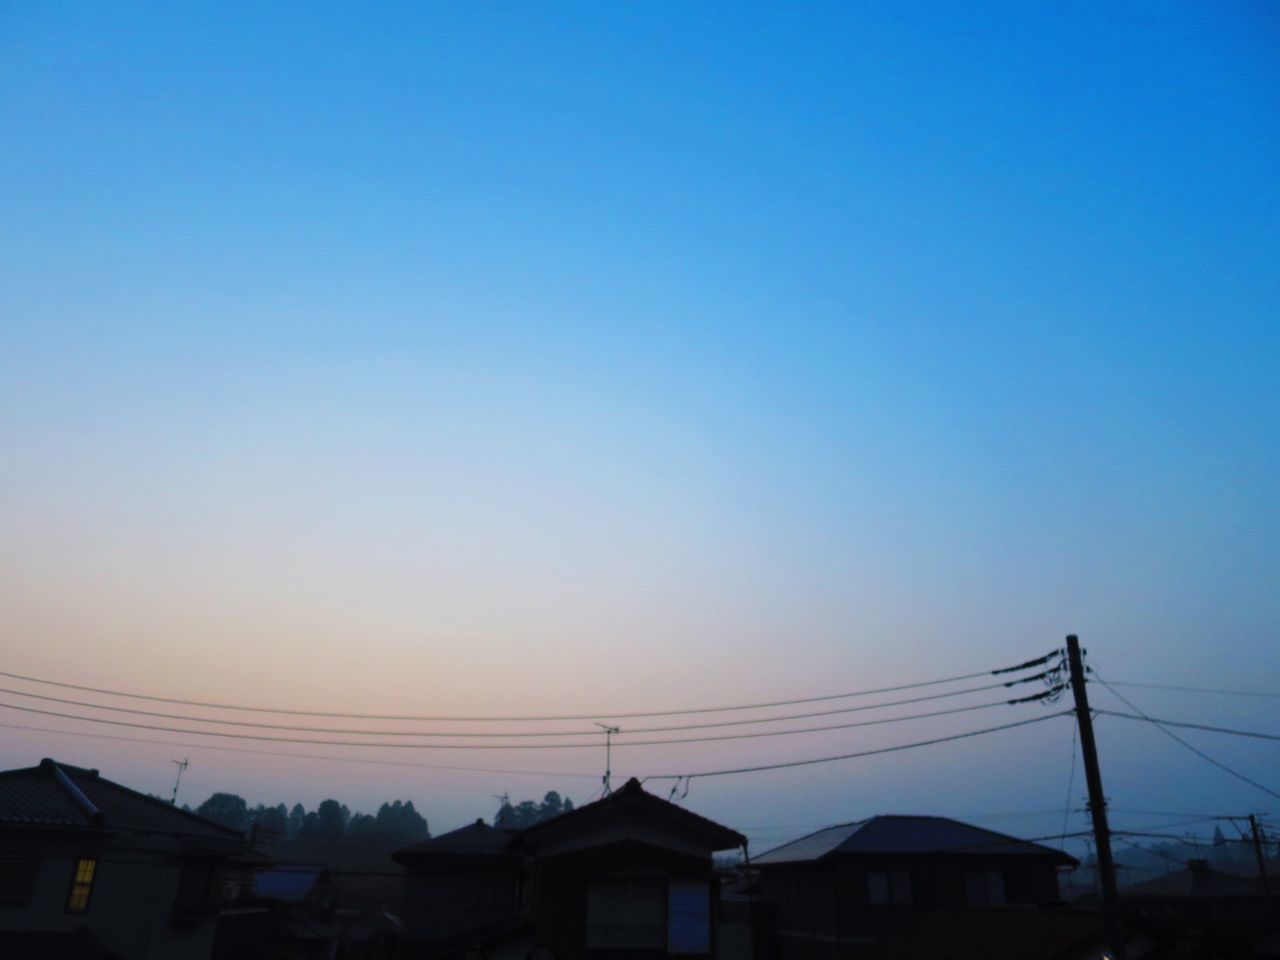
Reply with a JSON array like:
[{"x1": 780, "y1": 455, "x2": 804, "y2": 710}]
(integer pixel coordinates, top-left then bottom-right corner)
[
  {"x1": 169, "y1": 758, "x2": 189, "y2": 805},
  {"x1": 594, "y1": 723, "x2": 620, "y2": 796}
]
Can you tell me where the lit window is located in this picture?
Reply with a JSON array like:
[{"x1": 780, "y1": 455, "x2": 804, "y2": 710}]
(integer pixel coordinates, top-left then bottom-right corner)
[{"x1": 66, "y1": 857, "x2": 97, "y2": 914}]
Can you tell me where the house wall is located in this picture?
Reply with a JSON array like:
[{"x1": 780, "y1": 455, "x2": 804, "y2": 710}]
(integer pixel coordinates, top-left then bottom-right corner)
[
  {"x1": 528, "y1": 842, "x2": 715, "y2": 960},
  {"x1": 0, "y1": 831, "x2": 222, "y2": 960},
  {"x1": 759, "y1": 856, "x2": 1065, "y2": 960},
  {"x1": 399, "y1": 861, "x2": 521, "y2": 945}
]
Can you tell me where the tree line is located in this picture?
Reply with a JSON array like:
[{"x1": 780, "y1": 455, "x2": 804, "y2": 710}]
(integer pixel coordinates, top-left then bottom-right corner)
[
  {"x1": 188, "y1": 788, "x2": 579, "y2": 844},
  {"x1": 193, "y1": 793, "x2": 430, "y2": 845}
]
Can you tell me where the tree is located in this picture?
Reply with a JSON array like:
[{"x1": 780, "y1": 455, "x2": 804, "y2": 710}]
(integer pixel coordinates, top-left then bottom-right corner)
[
  {"x1": 251, "y1": 803, "x2": 288, "y2": 838},
  {"x1": 313, "y1": 799, "x2": 349, "y2": 841},
  {"x1": 288, "y1": 803, "x2": 306, "y2": 837},
  {"x1": 196, "y1": 793, "x2": 249, "y2": 832},
  {"x1": 494, "y1": 792, "x2": 575, "y2": 829}
]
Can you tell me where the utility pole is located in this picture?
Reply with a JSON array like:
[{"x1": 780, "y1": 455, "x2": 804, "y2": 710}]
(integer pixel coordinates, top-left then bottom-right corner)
[
  {"x1": 169, "y1": 758, "x2": 189, "y2": 806},
  {"x1": 1065, "y1": 635, "x2": 1127, "y2": 960},
  {"x1": 1248, "y1": 815, "x2": 1272, "y2": 899},
  {"x1": 595, "y1": 723, "x2": 620, "y2": 796}
]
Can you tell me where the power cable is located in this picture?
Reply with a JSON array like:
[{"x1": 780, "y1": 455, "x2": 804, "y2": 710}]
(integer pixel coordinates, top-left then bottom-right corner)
[
  {"x1": 0, "y1": 676, "x2": 1047, "y2": 738},
  {"x1": 0, "y1": 655, "x2": 1054, "y2": 722},
  {"x1": 641, "y1": 710, "x2": 1073, "y2": 781},
  {"x1": 1090, "y1": 672, "x2": 1280, "y2": 803},
  {"x1": 1102, "y1": 680, "x2": 1280, "y2": 700},
  {"x1": 1060, "y1": 722, "x2": 1078, "y2": 847},
  {"x1": 0, "y1": 693, "x2": 1053, "y2": 750},
  {"x1": 0, "y1": 721, "x2": 600, "y2": 779},
  {"x1": 1094, "y1": 710, "x2": 1280, "y2": 743}
]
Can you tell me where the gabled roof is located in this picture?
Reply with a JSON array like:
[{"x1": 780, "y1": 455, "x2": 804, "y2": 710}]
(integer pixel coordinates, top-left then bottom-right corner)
[
  {"x1": 393, "y1": 819, "x2": 516, "y2": 864},
  {"x1": 753, "y1": 815, "x2": 1076, "y2": 866},
  {"x1": 513, "y1": 778, "x2": 746, "y2": 853},
  {"x1": 0, "y1": 758, "x2": 246, "y2": 847}
]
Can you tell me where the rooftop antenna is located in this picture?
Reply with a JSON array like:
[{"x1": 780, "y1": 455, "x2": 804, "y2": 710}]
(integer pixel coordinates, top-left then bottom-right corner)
[
  {"x1": 169, "y1": 758, "x2": 189, "y2": 805},
  {"x1": 492, "y1": 792, "x2": 510, "y2": 824},
  {"x1": 594, "y1": 723, "x2": 620, "y2": 796}
]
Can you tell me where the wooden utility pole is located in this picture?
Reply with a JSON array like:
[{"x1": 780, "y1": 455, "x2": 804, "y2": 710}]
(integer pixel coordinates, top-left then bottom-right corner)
[{"x1": 1065, "y1": 635, "x2": 1127, "y2": 960}]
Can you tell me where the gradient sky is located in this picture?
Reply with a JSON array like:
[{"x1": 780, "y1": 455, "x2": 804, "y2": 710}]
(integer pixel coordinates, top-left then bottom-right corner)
[{"x1": 1, "y1": 2, "x2": 1277, "y2": 854}]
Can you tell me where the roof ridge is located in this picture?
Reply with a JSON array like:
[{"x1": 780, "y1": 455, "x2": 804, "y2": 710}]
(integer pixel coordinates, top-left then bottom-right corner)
[
  {"x1": 47, "y1": 761, "x2": 103, "y2": 825},
  {"x1": 39, "y1": 757, "x2": 246, "y2": 841}
]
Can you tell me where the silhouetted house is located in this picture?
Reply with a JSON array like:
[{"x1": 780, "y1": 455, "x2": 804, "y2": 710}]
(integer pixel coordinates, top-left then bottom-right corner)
[
  {"x1": 1120, "y1": 858, "x2": 1278, "y2": 957},
  {"x1": 0, "y1": 757, "x2": 253, "y2": 960},
  {"x1": 395, "y1": 778, "x2": 746, "y2": 960},
  {"x1": 751, "y1": 815, "x2": 1076, "y2": 960},
  {"x1": 392, "y1": 819, "x2": 521, "y2": 954},
  {"x1": 214, "y1": 854, "x2": 403, "y2": 960}
]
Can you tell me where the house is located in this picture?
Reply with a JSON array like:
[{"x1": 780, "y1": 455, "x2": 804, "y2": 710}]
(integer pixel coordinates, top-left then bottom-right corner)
[
  {"x1": 395, "y1": 778, "x2": 747, "y2": 960},
  {"x1": 0, "y1": 757, "x2": 254, "y2": 960},
  {"x1": 392, "y1": 818, "x2": 521, "y2": 953},
  {"x1": 213, "y1": 860, "x2": 402, "y2": 960},
  {"x1": 751, "y1": 815, "x2": 1077, "y2": 960},
  {"x1": 1120, "y1": 859, "x2": 1279, "y2": 957}
]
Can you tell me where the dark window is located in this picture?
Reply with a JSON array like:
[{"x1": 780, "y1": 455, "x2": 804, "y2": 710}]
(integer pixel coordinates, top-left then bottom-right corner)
[
  {"x1": 866, "y1": 869, "x2": 912, "y2": 906},
  {"x1": 0, "y1": 857, "x2": 39, "y2": 904},
  {"x1": 66, "y1": 856, "x2": 97, "y2": 914},
  {"x1": 964, "y1": 869, "x2": 1007, "y2": 905},
  {"x1": 587, "y1": 874, "x2": 666, "y2": 949}
]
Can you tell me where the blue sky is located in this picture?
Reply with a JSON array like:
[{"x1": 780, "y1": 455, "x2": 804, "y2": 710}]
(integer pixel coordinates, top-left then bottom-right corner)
[{"x1": 1, "y1": 2, "x2": 1277, "y2": 846}]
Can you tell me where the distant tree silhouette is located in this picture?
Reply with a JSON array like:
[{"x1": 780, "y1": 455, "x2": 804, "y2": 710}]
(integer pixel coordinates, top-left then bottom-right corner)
[
  {"x1": 347, "y1": 800, "x2": 429, "y2": 843},
  {"x1": 495, "y1": 791, "x2": 575, "y2": 829},
  {"x1": 288, "y1": 803, "x2": 306, "y2": 837},
  {"x1": 194, "y1": 792, "x2": 430, "y2": 845},
  {"x1": 196, "y1": 793, "x2": 249, "y2": 832},
  {"x1": 250, "y1": 802, "x2": 288, "y2": 838}
]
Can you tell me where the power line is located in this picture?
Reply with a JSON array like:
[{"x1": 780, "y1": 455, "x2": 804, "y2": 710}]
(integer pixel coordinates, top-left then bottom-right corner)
[
  {"x1": 0, "y1": 655, "x2": 1054, "y2": 722},
  {"x1": 0, "y1": 720, "x2": 600, "y2": 779},
  {"x1": 0, "y1": 693, "x2": 1050, "y2": 750},
  {"x1": 1095, "y1": 710, "x2": 1280, "y2": 743},
  {"x1": 0, "y1": 677, "x2": 1045, "y2": 738},
  {"x1": 1102, "y1": 680, "x2": 1280, "y2": 700},
  {"x1": 1060, "y1": 721, "x2": 1078, "y2": 847},
  {"x1": 1091, "y1": 672, "x2": 1280, "y2": 803},
  {"x1": 642, "y1": 710, "x2": 1073, "y2": 781}
]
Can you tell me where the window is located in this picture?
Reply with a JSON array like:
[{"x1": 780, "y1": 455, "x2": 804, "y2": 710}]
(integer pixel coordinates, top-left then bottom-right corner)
[
  {"x1": 866, "y1": 869, "x2": 912, "y2": 906},
  {"x1": 66, "y1": 857, "x2": 97, "y2": 914},
  {"x1": 964, "y1": 869, "x2": 1007, "y2": 905},
  {"x1": 586, "y1": 874, "x2": 666, "y2": 949},
  {"x1": 667, "y1": 879, "x2": 711, "y2": 954}
]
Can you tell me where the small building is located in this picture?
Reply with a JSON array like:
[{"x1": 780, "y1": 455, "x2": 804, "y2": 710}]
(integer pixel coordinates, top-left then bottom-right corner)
[
  {"x1": 392, "y1": 819, "x2": 521, "y2": 953},
  {"x1": 395, "y1": 778, "x2": 746, "y2": 960},
  {"x1": 1121, "y1": 858, "x2": 1277, "y2": 956},
  {"x1": 752, "y1": 815, "x2": 1076, "y2": 960},
  {"x1": 0, "y1": 757, "x2": 253, "y2": 960}
]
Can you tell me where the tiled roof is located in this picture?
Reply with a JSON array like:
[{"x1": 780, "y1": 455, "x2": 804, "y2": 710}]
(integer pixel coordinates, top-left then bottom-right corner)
[
  {"x1": 754, "y1": 816, "x2": 1076, "y2": 865},
  {"x1": 0, "y1": 758, "x2": 244, "y2": 845},
  {"x1": 394, "y1": 819, "x2": 515, "y2": 862},
  {"x1": 514, "y1": 777, "x2": 746, "y2": 852},
  {"x1": 0, "y1": 764, "x2": 90, "y2": 826}
]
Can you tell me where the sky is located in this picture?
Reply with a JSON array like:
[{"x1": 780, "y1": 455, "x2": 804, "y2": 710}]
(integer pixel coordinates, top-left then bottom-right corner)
[{"x1": 1, "y1": 2, "x2": 1277, "y2": 856}]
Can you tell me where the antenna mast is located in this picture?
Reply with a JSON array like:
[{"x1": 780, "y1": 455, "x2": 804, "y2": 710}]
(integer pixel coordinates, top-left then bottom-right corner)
[
  {"x1": 594, "y1": 723, "x2": 620, "y2": 796},
  {"x1": 169, "y1": 758, "x2": 189, "y2": 805}
]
